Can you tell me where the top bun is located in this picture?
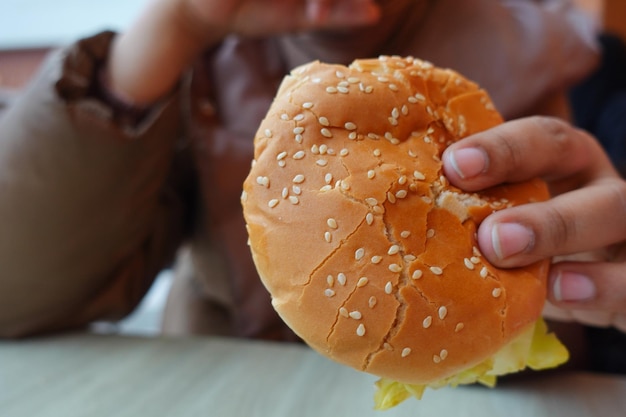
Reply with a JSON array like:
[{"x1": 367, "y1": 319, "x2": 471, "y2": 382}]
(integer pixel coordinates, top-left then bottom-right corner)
[{"x1": 242, "y1": 56, "x2": 550, "y2": 385}]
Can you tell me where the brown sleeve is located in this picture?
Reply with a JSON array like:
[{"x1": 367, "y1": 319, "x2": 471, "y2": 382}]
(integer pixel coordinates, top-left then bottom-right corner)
[{"x1": 0, "y1": 32, "x2": 195, "y2": 337}]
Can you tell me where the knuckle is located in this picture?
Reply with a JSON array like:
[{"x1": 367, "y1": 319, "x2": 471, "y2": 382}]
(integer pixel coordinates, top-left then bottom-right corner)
[
  {"x1": 488, "y1": 129, "x2": 523, "y2": 178},
  {"x1": 541, "y1": 204, "x2": 577, "y2": 252}
]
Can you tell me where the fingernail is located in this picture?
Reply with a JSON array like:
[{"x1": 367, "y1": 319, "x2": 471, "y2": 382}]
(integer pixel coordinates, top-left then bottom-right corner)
[
  {"x1": 447, "y1": 148, "x2": 487, "y2": 179},
  {"x1": 491, "y1": 223, "x2": 534, "y2": 259},
  {"x1": 553, "y1": 272, "x2": 596, "y2": 302}
]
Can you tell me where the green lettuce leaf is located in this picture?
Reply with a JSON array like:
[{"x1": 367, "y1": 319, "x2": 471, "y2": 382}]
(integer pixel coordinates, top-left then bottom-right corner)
[{"x1": 373, "y1": 318, "x2": 569, "y2": 410}]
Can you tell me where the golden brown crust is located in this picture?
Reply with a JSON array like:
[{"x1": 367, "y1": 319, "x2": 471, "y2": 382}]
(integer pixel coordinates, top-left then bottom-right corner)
[{"x1": 242, "y1": 57, "x2": 550, "y2": 384}]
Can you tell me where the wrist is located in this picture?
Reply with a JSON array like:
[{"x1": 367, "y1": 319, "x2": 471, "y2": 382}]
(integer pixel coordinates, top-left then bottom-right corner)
[{"x1": 106, "y1": 0, "x2": 224, "y2": 105}]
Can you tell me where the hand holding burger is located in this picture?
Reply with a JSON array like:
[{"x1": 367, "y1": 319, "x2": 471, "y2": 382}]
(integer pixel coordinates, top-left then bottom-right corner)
[
  {"x1": 242, "y1": 56, "x2": 569, "y2": 409},
  {"x1": 443, "y1": 116, "x2": 626, "y2": 332}
]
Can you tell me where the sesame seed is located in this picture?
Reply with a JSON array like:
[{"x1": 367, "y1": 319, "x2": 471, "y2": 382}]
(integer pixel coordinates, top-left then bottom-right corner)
[
  {"x1": 464, "y1": 258, "x2": 475, "y2": 270},
  {"x1": 356, "y1": 324, "x2": 366, "y2": 337},
  {"x1": 277, "y1": 160, "x2": 286, "y2": 168},
  {"x1": 339, "y1": 307, "x2": 349, "y2": 317},
  {"x1": 438, "y1": 306, "x2": 448, "y2": 320},
  {"x1": 326, "y1": 218, "x2": 338, "y2": 229},
  {"x1": 294, "y1": 134, "x2": 303, "y2": 143},
  {"x1": 349, "y1": 311, "x2": 362, "y2": 320},
  {"x1": 311, "y1": 144, "x2": 319, "y2": 154},
  {"x1": 471, "y1": 256, "x2": 480, "y2": 264},
  {"x1": 324, "y1": 289, "x2": 336, "y2": 297},
  {"x1": 324, "y1": 232, "x2": 332, "y2": 243},
  {"x1": 401, "y1": 231, "x2": 411, "y2": 238},
  {"x1": 348, "y1": 132, "x2": 357, "y2": 140},
  {"x1": 340, "y1": 148, "x2": 349, "y2": 156},
  {"x1": 384, "y1": 343, "x2": 393, "y2": 351},
  {"x1": 401, "y1": 348, "x2": 412, "y2": 358},
  {"x1": 492, "y1": 288, "x2": 502, "y2": 298},
  {"x1": 326, "y1": 275, "x2": 334, "y2": 286},
  {"x1": 369, "y1": 296, "x2": 377, "y2": 308},
  {"x1": 357, "y1": 277, "x2": 369, "y2": 287},
  {"x1": 316, "y1": 159, "x2": 328, "y2": 167},
  {"x1": 404, "y1": 254, "x2": 416, "y2": 262},
  {"x1": 391, "y1": 107, "x2": 400, "y2": 119},
  {"x1": 388, "y1": 264, "x2": 402, "y2": 273},
  {"x1": 293, "y1": 174, "x2": 305, "y2": 184},
  {"x1": 347, "y1": 77, "x2": 359, "y2": 84},
  {"x1": 293, "y1": 126, "x2": 304, "y2": 134},
  {"x1": 433, "y1": 355, "x2": 441, "y2": 364},
  {"x1": 282, "y1": 187, "x2": 289, "y2": 199},
  {"x1": 337, "y1": 273, "x2": 347, "y2": 286},
  {"x1": 335, "y1": 70, "x2": 345, "y2": 78},
  {"x1": 321, "y1": 128, "x2": 332, "y2": 138},
  {"x1": 365, "y1": 86, "x2": 374, "y2": 94},
  {"x1": 373, "y1": 149, "x2": 382, "y2": 157},
  {"x1": 293, "y1": 151, "x2": 305, "y2": 160},
  {"x1": 365, "y1": 198, "x2": 378, "y2": 206},
  {"x1": 385, "y1": 281, "x2": 393, "y2": 294},
  {"x1": 256, "y1": 176, "x2": 270, "y2": 188},
  {"x1": 281, "y1": 114, "x2": 289, "y2": 121},
  {"x1": 318, "y1": 116, "x2": 330, "y2": 126},
  {"x1": 320, "y1": 185, "x2": 332, "y2": 192},
  {"x1": 345, "y1": 122, "x2": 357, "y2": 130},
  {"x1": 367, "y1": 170, "x2": 376, "y2": 179},
  {"x1": 324, "y1": 173, "x2": 333, "y2": 184},
  {"x1": 326, "y1": 86, "x2": 338, "y2": 94},
  {"x1": 388, "y1": 245, "x2": 400, "y2": 255},
  {"x1": 294, "y1": 114, "x2": 304, "y2": 121},
  {"x1": 302, "y1": 102, "x2": 313, "y2": 109},
  {"x1": 337, "y1": 86, "x2": 349, "y2": 94},
  {"x1": 377, "y1": 76, "x2": 389, "y2": 83},
  {"x1": 455, "y1": 323, "x2": 465, "y2": 333},
  {"x1": 289, "y1": 196, "x2": 299, "y2": 205},
  {"x1": 414, "y1": 93, "x2": 426, "y2": 102},
  {"x1": 423, "y1": 316, "x2": 432, "y2": 328},
  {"x1": 430, "y1": 266, "x2": 443, "y2": 275},
  {"x1": 395, "y1": 190, "x2": 408, "y2": 199},
  {"x1": 426, "y1": 229, "x2": 436, "y2": 238},
  {"x1": 412, "y1": 270, "x2": 423, "y2": 280},
  {"x1": 268, "y1": 199, "x2": 279, "y2": 208},
  {"x1": 366, "y1": 213, "x2": 374, "y2": 225},
  {"x1": 264, "y1": 129, "x2": 272, "y2": 138},
  {"x1": 440, "y1": 349, "x2": 448, "y2": 360},
  {"x1": 480, "y1": 267, "x2": 489, "y2": 278},
  {"x1": 401, "y1": 105, "x2": 409, "y2": 115},
  {"x1": 387, "y1": 192, "x2": 396, "y2": 204},
  {"x1": 398, "y1": 175, "x2": 407, "y2": 185},
  {"x1": 355, "y1": 248, "x2": 365, "y2": 261},
  {"x1": 371, "y1": 256, "x2": 382, "y2": 264},
  {"x1": 240, "y1": 191, "x2": 248, "y2": 202}
]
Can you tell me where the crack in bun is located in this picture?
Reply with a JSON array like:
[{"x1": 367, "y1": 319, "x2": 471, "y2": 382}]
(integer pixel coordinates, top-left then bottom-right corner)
[{"x1": 242, "y1": 56, "x2": 550, "y2": 385}]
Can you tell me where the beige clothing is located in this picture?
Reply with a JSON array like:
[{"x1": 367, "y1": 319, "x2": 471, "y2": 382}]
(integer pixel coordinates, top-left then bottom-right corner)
[{"x1": 0, "y1": 0, "x2": 599, "y2": 339}]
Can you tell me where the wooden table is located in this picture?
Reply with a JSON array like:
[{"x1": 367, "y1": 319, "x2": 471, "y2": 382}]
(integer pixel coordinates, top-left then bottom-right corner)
[{"x1": 1, "y1": 333, "x2": 625, "y2": 417}]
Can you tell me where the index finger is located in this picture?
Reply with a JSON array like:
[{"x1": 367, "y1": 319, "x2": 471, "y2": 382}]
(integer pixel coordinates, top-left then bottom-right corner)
[{"x1": 442, "y1": 116, "x2": 617, "y2": 194}]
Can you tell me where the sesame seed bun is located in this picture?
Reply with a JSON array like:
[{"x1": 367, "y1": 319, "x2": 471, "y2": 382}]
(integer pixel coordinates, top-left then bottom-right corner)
[{"x1": 241, "y1": 56, "x2": 550, "y2": 385}]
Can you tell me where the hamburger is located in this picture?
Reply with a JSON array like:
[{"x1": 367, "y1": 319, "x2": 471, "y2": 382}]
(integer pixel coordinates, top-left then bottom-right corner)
[{"x1": 241, "y1": 56, "x2": 569, "y2": 409}]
